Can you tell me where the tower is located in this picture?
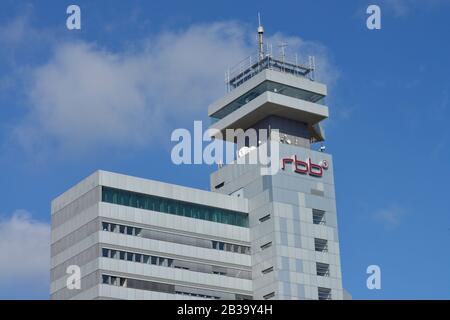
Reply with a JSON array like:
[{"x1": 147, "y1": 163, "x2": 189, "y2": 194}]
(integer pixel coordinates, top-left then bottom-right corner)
[{"x1": 209, "y1": 22, "x2": 343, "y2": 300}]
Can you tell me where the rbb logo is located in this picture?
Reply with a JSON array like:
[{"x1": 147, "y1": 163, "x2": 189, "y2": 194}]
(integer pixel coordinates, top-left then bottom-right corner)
[{"x1": 281, "y1": 156, "x2": 328, "y2": 177}]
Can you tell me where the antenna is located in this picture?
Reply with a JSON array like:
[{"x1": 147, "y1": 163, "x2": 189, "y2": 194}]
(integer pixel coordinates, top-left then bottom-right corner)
[
  {"x1": 257, "y1": 13, "x2": 265, "y2": 61},
  {"x1": 278, "y1": 42, "x2": 288, "y2": 63}
]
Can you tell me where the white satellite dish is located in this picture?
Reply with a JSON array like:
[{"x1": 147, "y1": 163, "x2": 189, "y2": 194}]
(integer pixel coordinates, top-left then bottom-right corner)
[{"x1": 237, "y1": 146, "x2": 257, "y2": 158}]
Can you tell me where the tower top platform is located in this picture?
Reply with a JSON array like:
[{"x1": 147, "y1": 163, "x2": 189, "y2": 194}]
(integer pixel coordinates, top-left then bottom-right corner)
[
  {"x1": 207, "y1": 21, "x2": 328, "y2": 145},
  {"x1": 226, "y1": 53, "x2": 316, "y2": 92}
]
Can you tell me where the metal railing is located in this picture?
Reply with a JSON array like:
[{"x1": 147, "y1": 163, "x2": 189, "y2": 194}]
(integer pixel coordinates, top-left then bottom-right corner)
[{"x1": 225, "y1": 53, "x2": 315, "y2": 92}]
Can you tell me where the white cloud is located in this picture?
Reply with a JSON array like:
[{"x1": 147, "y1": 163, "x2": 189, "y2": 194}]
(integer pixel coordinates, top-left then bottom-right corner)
[
  {"x1": 381, "y1": 0, "x2": 448, "y2": 17},
  {"x1": 374, "y1": 206, "x2": 404, "y2": 228},
  {"x1": 0, "y1": 210, "x2": 50, "y2": 286},
  {"x1": 14, "y1": 22, "x2": 252, "y2": 153},
  {"x1": 12, "y1": 21, "x2": 337, "y2": 155}
]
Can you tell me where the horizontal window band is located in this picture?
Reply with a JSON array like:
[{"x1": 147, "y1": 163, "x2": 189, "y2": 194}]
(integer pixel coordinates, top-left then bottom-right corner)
[{"x1": 102, "y1": 186, "x2": 248, "y2": 227}]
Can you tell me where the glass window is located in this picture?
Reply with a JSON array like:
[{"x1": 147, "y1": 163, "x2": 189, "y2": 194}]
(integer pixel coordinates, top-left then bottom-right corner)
[
  {"x1": 102, "y1": 275, "x2": 109, "y2": 284},
  {"x1": 102, "y1": 222, "x2": 109, "y2": 231},
  {"x1": 119, "y1": 251, "x2": 126, "y2": 260},
  {"x1": 110, "y1": 224, "x2": 118, "y2": 233},
  {"x1": 135, "y1": 228, "x2": 142, "y2": 237},
  {"x1": 135, "y1": 254, "x2": 142, "y2": 263},
  {"x1": 102, "y1": 248, "x2": 109, "y2": 258},
  {"x1": 126, "y1": 252, "x2": 134, "y2": 261},
  {"x1": 101, "y1": 187, "x2": 248, "y2": 227},
  {"x1": 126, "y1": 226, "x2": 133, "y2": 235}
]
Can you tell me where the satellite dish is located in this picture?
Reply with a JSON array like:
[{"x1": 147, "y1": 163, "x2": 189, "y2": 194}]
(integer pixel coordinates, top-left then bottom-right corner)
[
  {"x1": 237, "y1": 146, "x2": 257, "y2": 158},
  {"x1": 238, "y1": 147, "x2": 249, "y2": 158}
]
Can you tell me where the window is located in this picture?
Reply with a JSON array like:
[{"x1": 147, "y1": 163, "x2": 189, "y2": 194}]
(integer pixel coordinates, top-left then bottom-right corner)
[
  {"x1": 318, "y1": 287, "x2": 332, "y2": 300},
  {"x1": 263, "y1": 292, "x2": 275, "y2": 300},
  {"x1": 158, "y1": 258, "x2": 167, "y2": 267},
  {"x1": 215, "y1": 182, "x2": 225, "y2": 189},
  {"x1": 126, "y1": 226, "x2": 133, "y2": 235},
  {"x1": 316, "y1": 263, "x2": 330, "y2": 277},
  {"x1": 110, "y1": 224, "x2": 117, "y2": 233},
  {"x1": 126, "y1": 252, "x2": 134, "y2": 261},
  {"x1": 262, "y1": 266, "x2": 274, "y2": 274},
  {"x1": 259, "y1": 214, "x2": 271, "y2": 223},
  {"x1": 240, "y1": 246, "x2": 250, "y2": 254},
  {"x1": 102, "y1": 275, "x2": 109, "y2": 284},
  {"x1": 213, "y1": 241, "x2": 225, "y2": 250},
  {"x1": 174, "y1": 266, "x2": 189, "y2": 270},
  {"x1": 102, "y1": 186, "x2": 249, "y2": 227},
  {"x1": 312, "y1": 209, "x2": 326, "y2": 225},
  {"x1": 102, "y1": 222, "x2": 109, "y2": 231},
  {"x1": 314, "y1": 238, "x2": 328, "y2": 252},
  {"x1": 260, "y1": 242, "x2": 272, "y2": 250},
  {"x1": 101, "y1": 248, "x2": 250, "y2": 280},
  {"x1": 210, "y1": 80, "x2": 325, "y2": 121}
]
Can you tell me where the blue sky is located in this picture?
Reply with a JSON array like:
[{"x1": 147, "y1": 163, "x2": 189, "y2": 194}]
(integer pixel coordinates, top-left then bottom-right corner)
[{"x1": 0, "y1": 0, "x2": 449, "y2": 299}]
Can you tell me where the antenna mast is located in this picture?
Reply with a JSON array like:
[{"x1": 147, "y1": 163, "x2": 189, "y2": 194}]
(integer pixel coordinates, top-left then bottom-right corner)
[{"x1": 257, "y1": 13, "x2": 265, "y2": 61}]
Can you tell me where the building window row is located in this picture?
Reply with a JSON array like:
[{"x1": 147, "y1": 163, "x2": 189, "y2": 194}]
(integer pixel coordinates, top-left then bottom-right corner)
[
  {"x1": 101, "y1": 221, "x2": 251, "y2": 255},
  {"x1": 102, "y1": 186, "x2": 249, "y2": 227},
  {"x1": 211, "y1": 80, "x2": 325, "y2": 121},
  {"x1": 101, "y1": 248, "x2": 251, "y2": 280},
  {"x1": 312, "y1": 209, "x2": 332, "y2": 299},
  {"x1": 174, "y1": 290, "x2": 220, "y2": 299},
  {"x1": 101, "y1": 274, "x2": 220, "y2": 299}
]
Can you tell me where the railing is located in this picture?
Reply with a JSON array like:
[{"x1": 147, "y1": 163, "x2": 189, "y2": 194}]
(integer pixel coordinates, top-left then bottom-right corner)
[{"x1": 225, "y1": 54, "x2": 315, "y2": 92}]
